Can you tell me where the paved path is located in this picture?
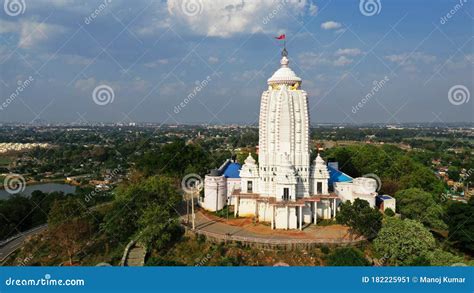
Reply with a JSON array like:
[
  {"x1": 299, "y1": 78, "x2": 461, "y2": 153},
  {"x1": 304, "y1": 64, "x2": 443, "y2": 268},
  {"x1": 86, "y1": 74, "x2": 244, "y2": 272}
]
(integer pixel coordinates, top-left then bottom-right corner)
[
  {"x1": 182, "y1": 210, "x2": 362, "y2": 244},
  {"x1": 0, "y1": 225, "x2": 48, "y2": 264}
]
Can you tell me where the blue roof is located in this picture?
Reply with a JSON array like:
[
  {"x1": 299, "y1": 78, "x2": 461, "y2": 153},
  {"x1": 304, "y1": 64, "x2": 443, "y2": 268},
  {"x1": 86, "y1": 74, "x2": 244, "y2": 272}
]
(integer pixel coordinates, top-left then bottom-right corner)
[
  {"x1": 328, "y1": 165, "x2": 353, "y2": 186},
  {"x1": 379, "y1": 195, "x2": 393, "y2": 200},
  {"x1": 222, "y1": 162, "x2": 241, "y2": 178}
]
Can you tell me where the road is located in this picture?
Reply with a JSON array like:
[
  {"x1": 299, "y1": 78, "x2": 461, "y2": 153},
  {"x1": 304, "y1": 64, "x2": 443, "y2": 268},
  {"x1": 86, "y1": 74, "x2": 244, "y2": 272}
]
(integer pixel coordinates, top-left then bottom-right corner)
[
  {"x1": 0, "y1": 202, "x2": 111, "y2": 265},
  {"x1": 0, "y1": 225, "x2": 48, "y2": 264}
]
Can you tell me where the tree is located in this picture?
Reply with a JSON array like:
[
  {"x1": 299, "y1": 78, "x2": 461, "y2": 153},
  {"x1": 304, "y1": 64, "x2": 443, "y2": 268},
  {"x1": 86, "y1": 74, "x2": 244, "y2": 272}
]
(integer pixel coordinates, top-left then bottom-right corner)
[
  {"x1": 138, "y1": 205, "x2": 182, "y2": 249},
  {"x1": 135, "y1": 140, "x2": 212, "y2": 177},
  {"x1": 447, "y1": 166, "x2": 460, "y2": 182},
  {"x1": 394, "y1": 188, "x2": 446, "y2": 229},
  {"x1": 325, "y1": 145, "x2": 444, "y2": 195},
  {"x1": 326, "y1": 247, "x2": 370, "y2": 266},
  {"x1": 384, "y1": 208, "x2": 395, "y2": 217},
  {"x1": 446, "y1": 198, "x2": 474, "y2": 253},
  {"x1": 336, "y1": 198, "x2": 382, "y2": 239},
  {"x1": 426, "y1": 249, "x2": 464, "y2": 266},
  {"x1": 373, "y1": 217, "x2": 435, "y2": 266},
  {"x1": 47, "y1": 198, "x2": 95, "y2": 265},
  {"x1": 50, "y1": 218, "x2": 94, "y2": 265},
  {"x1": 48, "y1": 197, "x2": 88, "y2": 227},
  {"x1": 101, "y1": 198, "x2": 139, "y2": 243},
  {"x1": 0, "y1": 195, "x2": 33, "y2": 239},
  {"x1": 102, "y1": 176, "x2": 182, "y2": 244}
]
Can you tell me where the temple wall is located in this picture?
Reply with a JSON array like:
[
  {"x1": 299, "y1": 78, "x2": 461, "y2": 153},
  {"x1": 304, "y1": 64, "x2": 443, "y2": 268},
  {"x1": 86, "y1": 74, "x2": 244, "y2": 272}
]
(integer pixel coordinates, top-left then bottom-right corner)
[{"x1": 238, "y1": 198, "x2": 257, "y2": 217}]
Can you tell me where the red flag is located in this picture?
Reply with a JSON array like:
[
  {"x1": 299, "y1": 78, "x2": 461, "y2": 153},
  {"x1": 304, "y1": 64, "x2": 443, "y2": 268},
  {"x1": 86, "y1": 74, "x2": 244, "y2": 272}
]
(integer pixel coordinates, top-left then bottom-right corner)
[{"x1": 275, "y1": 34, "x2": 286, "y2": 40}]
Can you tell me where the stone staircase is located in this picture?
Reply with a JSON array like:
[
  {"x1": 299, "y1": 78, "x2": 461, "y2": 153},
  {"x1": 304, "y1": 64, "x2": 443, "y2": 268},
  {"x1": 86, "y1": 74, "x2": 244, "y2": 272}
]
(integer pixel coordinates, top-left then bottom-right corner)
[{"x1": 121, "y1": 241, "x2": 146, "y2": 266}]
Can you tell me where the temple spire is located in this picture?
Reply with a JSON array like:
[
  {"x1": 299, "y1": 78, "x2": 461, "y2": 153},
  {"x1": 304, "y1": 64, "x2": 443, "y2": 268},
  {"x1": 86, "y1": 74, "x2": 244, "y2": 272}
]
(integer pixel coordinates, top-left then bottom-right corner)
[{"x1": 281, "y1": 39, "x2": 288, "y2": 57}]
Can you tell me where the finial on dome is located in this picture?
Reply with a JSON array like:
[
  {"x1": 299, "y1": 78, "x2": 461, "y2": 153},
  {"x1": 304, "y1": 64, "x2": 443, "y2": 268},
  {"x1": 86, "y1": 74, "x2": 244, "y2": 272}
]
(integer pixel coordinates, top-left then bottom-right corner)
[
  {"x1": 280, "y1": 56, "x2": 289, "y2": 67},
  {"x1": 244, "y1": 153, "x2": 256, "y2": 165},
  {"x1": 315, "y1": 153, "x2": 325, "y2": 164}
]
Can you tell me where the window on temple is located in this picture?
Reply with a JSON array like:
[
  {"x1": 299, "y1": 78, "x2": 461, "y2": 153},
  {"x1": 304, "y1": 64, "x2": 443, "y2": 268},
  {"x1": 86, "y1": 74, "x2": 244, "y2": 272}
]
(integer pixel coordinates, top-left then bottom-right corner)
[
  {"x1": 247, "y1": 181, "x2": 253, "y2": 193},
  {"x1": 283, "y1": 188, "x2": 289, "y2": 201}
]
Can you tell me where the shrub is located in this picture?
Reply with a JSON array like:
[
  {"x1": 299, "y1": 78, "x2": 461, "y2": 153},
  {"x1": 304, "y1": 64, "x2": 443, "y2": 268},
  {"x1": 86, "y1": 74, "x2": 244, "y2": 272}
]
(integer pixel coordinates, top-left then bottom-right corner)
[{"x1": 327, "y1": 247, "x2": 370, "y2": 266}]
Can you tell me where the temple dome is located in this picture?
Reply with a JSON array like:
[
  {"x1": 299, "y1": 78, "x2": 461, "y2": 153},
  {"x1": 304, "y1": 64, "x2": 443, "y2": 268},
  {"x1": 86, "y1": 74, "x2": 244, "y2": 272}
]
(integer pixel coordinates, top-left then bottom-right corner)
[
  {"x1": 244, "y1": 153, "x2": 256, "y2": 165},
  {"x1": 314, "y1": 153, "x2": 325, "y2": 165},
  {"x1": 267, "y1": 56, "x2": 302, "y2": 86}
]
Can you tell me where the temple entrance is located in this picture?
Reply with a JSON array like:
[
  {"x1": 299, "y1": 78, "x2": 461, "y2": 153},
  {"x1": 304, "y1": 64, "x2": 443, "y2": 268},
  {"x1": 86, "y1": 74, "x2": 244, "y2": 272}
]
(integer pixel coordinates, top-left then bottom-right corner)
[
  {"x1": 247, "y1": 181, "x2": 253, "y2": 193},
  {"x1": 317, "y1": 182, "x2": 322, "y2": 194}
]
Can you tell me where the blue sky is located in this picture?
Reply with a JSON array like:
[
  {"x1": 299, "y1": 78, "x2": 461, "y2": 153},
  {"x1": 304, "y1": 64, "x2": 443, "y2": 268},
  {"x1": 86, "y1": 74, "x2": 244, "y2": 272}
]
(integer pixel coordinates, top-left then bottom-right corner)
[{"x1": 0, "y1": 0, "x2": 472, "y2": 124}]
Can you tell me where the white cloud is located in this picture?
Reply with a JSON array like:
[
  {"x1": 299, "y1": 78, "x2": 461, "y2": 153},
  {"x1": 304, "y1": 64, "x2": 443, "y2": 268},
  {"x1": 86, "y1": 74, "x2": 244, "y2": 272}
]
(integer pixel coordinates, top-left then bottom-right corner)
[
  {"x1": 157, "y1": 0, "x2": 315, "y2": 38},
  {"x1": 0, "y1": 19, "x2": 66, "y2": 49},
  {"x1": 385, "y1": 52, "x2": 437, "y2": 73},
  {"x1": 300, "y1": 52, "x2": 353, "y2": 68},
  {"x1": 445, "y1": 54, "x2": 473, "y2": 70},
  {"x1": 466, "y1": 54, "x2": 474, "y2": 64},
  {"x1": 208, "y1": 56, "x2": 219, "y2": 64},
  {"x1": 298, "y1": 52, "x2": 330, "y2": 68},
  {"x1": 385, "y1": 52, "x2": 436, "y2": 65},
  {"x1": 63, "y1": 54, "x2": 93, "y2": 66},
  {"x1": 233, "y1": 69, "x2": 264, "y2": 81},
  {"x1": 335, "y1": 48, "x2": 363, "y2": 56},
  {"x1": 74, "y1": 77, "x2": 96, "y2": 91},
  {"x1": 308, "y1": 2, "x2": 318, "y2": 16},
  {"x1": 144, "y1": 59, "x2": 169, "y2": 68},
  {"x1": 20, "y1": 21, "x2": 66, "y2": 48},
  {"x1": 321, "y1": 21, "x2": 341, "y2": 30},
  {"x1": 333, "y1": 56, "x2": 353, "y2": 67}
]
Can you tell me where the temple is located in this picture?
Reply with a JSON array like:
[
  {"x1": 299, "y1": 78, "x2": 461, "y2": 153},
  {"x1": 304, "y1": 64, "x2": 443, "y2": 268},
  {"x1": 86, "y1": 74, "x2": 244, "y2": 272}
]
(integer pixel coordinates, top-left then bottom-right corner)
[{"x1": 200, "y1": 47, "x2": 394, "y2": 229}]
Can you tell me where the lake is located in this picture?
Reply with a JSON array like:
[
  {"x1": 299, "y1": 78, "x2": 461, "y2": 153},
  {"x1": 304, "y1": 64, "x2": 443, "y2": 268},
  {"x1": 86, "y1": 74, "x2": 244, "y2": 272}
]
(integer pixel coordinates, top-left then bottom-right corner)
[{"x1": 0, "y1": 183, "x2": 77, "y2": 200}]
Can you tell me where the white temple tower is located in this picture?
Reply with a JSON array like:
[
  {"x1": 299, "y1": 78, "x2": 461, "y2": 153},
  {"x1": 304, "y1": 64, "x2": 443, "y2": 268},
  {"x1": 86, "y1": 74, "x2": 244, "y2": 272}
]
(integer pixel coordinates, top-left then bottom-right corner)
[{"x1": 258, "y1": 49, "x2": 311, "y2": 200}]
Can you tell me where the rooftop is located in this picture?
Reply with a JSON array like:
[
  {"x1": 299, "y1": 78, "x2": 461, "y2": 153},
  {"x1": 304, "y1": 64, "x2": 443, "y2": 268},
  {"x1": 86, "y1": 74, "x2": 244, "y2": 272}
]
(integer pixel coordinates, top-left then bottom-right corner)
[
  {"x1": 328, "y1": 165, "x2": 353, "y2": 185},
  {"x1": 222, "y1": 162, "x2": 241, "y2": 178}
]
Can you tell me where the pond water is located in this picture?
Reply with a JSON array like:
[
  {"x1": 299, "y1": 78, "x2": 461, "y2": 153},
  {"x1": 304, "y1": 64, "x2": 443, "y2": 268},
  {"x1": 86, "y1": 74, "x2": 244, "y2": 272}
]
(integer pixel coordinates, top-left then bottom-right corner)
[{"x1": 0, "y1": 183, "x2": 77, "y2": 200}]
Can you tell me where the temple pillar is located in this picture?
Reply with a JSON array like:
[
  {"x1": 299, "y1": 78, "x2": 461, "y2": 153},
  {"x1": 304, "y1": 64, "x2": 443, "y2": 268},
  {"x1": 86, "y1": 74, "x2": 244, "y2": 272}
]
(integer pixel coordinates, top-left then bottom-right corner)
[
  {"x1": 255, "y1": 200, "x2": 258, "y2": 222},
  {"x1": 234, "y1": 196, "x2": 239, "y2": 217},
  {"x1": 271, "y1": 205, "x2": 275, "y2": 229},
  {"x1": 286, "y1": 205, "x2": 289, "y2": 230},
  {"x1": 314, "y1": 201, "x2": 318, "y2": 225},
  {"x1": 333, "y1": 198, "x2": 337, "y2": 218},
  {"x1": 299, "y1": 205, "x2": 303, "y2": 230}
]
